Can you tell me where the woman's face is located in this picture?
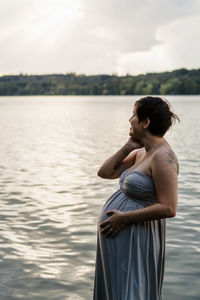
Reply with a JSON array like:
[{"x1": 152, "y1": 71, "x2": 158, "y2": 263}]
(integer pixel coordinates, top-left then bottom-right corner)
[{"x1": 129, "y1": 104, "x2": 142, "y2": 139}]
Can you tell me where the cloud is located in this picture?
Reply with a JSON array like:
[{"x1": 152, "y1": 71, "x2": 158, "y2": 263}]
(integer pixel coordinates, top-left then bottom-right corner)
[
  {"x1": 0, "y1": 0, "x2": 82, "y2": 73},
  {"x1": 0, "y1": 0, "x2": 200, "y2": 74},
  {"x1": 117, "y1": 13, "x2": 200, "y2": 74}
]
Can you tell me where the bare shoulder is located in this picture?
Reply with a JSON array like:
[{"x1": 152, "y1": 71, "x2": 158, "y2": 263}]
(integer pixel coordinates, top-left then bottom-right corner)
[
  {"x1": 135, "y1": 147, "x2": 146, "y2": 159},
  {"x1": 108, "y1": 147, "x2": 145, "y2": 179},
  {"x1": 164, "y1": 147, "x2": 179, "y2": 175},
  {"x1": 121, "y1": 147, "x2": 144, "y2": 164},
  {"x1": 152, "y1": 144, "x2": 179, "y2": 175}
]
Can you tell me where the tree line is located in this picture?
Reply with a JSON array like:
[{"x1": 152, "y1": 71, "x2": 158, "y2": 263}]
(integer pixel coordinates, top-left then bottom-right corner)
[{"x1": 0, "y1": 68, "x2": 200, "y2": 95}]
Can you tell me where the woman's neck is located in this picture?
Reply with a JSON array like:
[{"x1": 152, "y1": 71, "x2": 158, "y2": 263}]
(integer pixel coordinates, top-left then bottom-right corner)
[{"x1": 140, "y1": 134, "x2": 166, "y2": 152}]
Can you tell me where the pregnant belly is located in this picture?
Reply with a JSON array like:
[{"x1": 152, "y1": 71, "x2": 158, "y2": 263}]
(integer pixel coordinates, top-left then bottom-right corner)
[{"x1": 98, "y1": 189, "x2": 147, "y2": 224}]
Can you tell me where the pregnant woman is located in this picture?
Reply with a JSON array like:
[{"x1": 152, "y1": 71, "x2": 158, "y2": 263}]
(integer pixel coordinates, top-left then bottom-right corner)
[{"x1": 93, "y1": 96, "x2": 179, "y2": 300}]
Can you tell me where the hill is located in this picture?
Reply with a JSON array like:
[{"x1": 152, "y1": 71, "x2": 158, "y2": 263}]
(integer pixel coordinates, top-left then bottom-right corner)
[{"x1": 0, "y1": 68, "x2": 200, "y2": 95}]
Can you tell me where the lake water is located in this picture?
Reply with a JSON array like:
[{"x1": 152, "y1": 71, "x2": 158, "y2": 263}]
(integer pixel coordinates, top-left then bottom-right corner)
[{"x1": 0, "y1": 95, "x2": 199, "y2": 300}]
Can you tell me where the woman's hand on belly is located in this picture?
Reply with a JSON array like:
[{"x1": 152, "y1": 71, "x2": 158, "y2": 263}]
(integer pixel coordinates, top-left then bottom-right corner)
[{"x1": 100, "y1": 210, "x2": 126, "y2": 238}]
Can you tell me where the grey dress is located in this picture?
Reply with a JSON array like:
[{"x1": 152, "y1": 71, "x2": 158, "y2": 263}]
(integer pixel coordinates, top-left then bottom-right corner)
[{"x1": 93, "y1": 169, "x2": 166, "y2": 300}]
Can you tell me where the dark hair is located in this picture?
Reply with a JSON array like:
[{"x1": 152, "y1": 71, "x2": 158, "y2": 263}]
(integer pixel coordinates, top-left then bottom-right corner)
[{"x1": 135, "y1": 96, "x2": 180, "y2": 136}]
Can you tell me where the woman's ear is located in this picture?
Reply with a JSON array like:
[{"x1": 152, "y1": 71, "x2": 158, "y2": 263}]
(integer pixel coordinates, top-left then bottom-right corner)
[{"x1": 144, "y1": 118, "x2": 150, "y2": 129}]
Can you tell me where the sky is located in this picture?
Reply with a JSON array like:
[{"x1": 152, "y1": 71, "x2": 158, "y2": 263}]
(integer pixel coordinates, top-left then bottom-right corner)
[{"x1": 0, "y1": 0, "x2": 200, "y2": 75}]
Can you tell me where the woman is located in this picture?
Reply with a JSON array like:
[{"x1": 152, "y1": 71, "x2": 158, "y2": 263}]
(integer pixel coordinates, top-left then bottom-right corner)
[{"x1": 93, "y1": 96, "x2": 179, "y2": 300}]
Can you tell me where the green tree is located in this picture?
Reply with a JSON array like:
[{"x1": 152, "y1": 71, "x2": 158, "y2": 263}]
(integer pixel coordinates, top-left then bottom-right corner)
[
  {"x1": 143, "y1": 83, "x2": 153, "y2": 95},
  {"x1": 159, "y1": 78, "x2": 181, "y2": 94},
  {"x1": 134, "y1": 80, "x2": 145, "y2": 94}
]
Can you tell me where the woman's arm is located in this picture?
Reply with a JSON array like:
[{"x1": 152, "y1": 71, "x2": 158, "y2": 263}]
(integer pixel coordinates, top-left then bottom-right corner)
[
  {"x1": 100, "y1": 147, "x2": 178, "y2": 237},
  {"x1": 97, "y1": 137, "x2": 143, "y2": 179},
  {"x1": 124, "y1": 148, "x2": 178, "y2": 222}
]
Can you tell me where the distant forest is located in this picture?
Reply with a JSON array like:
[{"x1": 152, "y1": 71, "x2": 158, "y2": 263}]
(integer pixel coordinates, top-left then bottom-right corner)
[{"x1": 0, "y1": 68, "x2": 200, "y2": 95}]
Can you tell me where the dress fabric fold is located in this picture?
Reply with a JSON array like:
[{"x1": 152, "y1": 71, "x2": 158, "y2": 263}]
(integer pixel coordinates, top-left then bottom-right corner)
[{"x1": 93, "y1": 170, "x2": 166, "y2": 300}]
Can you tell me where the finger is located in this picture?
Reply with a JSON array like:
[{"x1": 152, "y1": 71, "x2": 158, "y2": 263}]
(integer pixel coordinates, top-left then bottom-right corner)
[
  {"x1": 105, "y1": 229, "x2": 118, "y2": 238},
  {"x1": 101, "y1": 225, "x2": 111, "y2": 234},
  {"x1": 100, "y1": 220, "x2": 109, "y2": 228},
  {"x1": 106, "y1": 210, "x2": 115, "y2": 216},
  {"x1": 104, "y1": 230, "x2": 113, "y2": 238}
]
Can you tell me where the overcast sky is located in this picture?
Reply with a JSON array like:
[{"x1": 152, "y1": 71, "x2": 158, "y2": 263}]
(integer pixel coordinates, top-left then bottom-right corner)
[{"x1": 0, "y1": 0, "x2": 200, "y2": 75}]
